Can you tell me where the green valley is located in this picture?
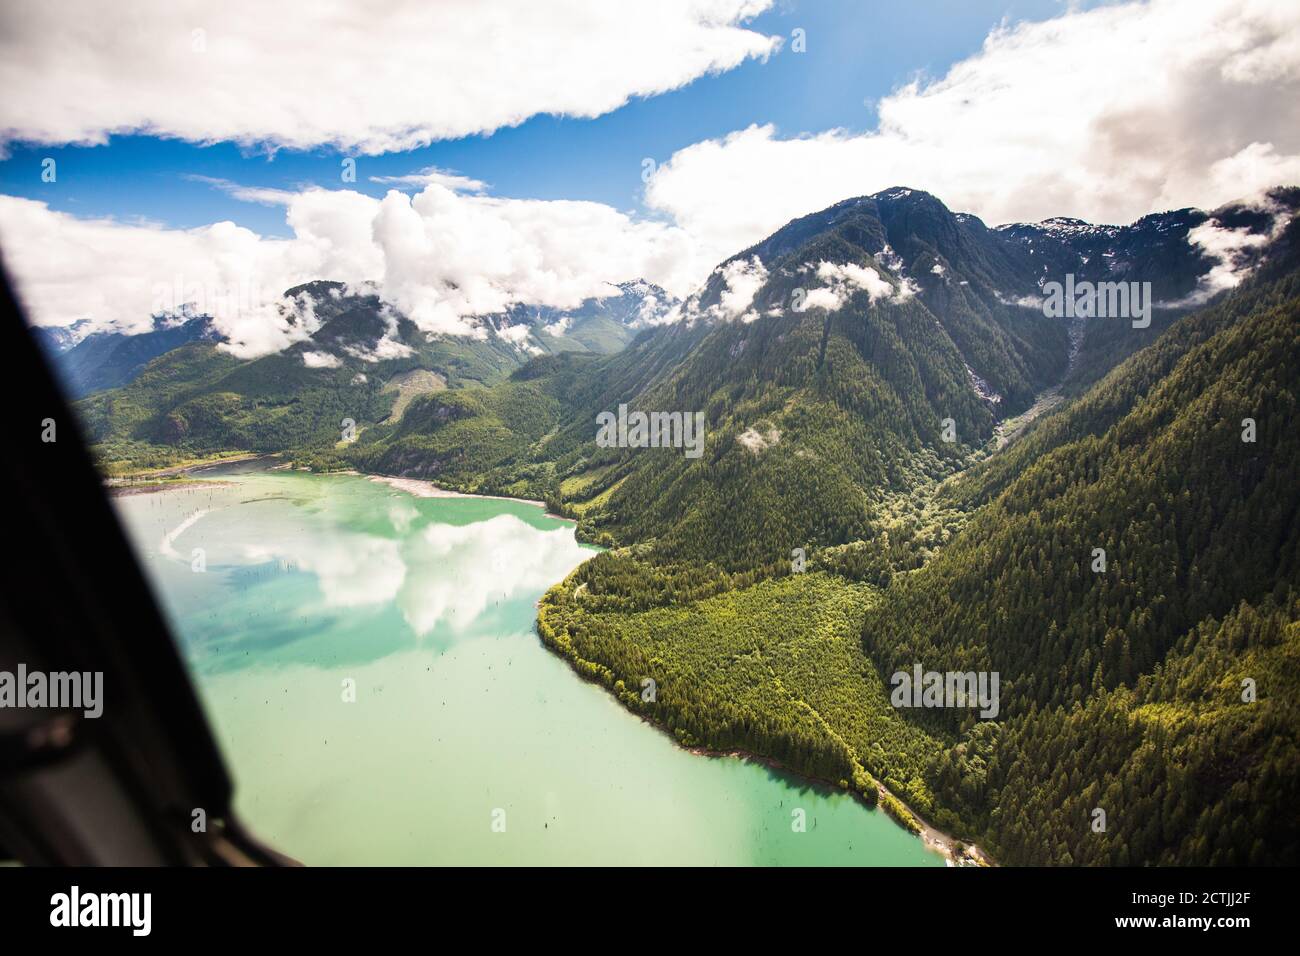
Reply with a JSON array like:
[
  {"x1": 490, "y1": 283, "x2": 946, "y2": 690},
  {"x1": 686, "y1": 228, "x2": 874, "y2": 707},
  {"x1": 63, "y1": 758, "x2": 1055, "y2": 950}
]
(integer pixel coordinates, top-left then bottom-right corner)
[{"x1": 63, "y1": 187, "x2": 1300, "y2": 865}]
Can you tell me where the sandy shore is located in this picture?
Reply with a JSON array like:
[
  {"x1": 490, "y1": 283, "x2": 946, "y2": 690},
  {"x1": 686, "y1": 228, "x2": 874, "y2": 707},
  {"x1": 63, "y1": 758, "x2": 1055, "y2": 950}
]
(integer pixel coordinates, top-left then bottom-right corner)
[
  {"x1": 366, "y1": 474, "x2": 550, "y2": 510},
  {"x1": 876, "y1": 785, "x2": 991, "y2": 867},
  {"x1": 113, "y1": 452, "x2": 269, "y2": 481},
  {"x1": 107, "y1": 478, "x2": 235, "y2": 497}
]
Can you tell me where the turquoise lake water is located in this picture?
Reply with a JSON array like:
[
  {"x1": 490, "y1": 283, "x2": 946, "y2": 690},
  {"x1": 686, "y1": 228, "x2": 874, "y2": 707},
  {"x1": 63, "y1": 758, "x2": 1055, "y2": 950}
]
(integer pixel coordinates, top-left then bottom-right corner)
[{"x1": 115, "y1": 468, "x2": 941, "y2": 866}]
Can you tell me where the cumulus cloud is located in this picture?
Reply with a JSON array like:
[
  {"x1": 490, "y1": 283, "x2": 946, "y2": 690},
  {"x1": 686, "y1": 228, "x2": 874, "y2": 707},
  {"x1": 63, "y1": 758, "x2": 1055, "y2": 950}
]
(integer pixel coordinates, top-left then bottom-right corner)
[
  {"x1": 368, "y1": 185, "x2": 706, "y2": 335},
  {"x1": 0, "y1": 194, "x2": 329, "y2": 357},
  {"x1": 0, "y1": 0, "x2": 779, "y2": 154},
  {"x1": 645, "y1": 0, "x2": 1300, "y2": 262},
  {"x1": 542, "y1": 316, "x2": 572, "y2": 337},
  {"x1": 715, "y1": 255, "x2": 767, "y2": 320},
  {"x1": 1169, "y1": 196, "x2": 1293, "y2": 304},
  {"x1": 301, "y1": 350, "x2": 342, "y2": 369},
  {"x1": 801, "y1": 260, "x2": 901, "y2": 312},
  {"x1": 5, "y1": 0, "x2": 1297, "y2": 358},
  {"x1": 370, "y1": 167, "x2": 488, "y2": 193},
  {"x1": 0, "y1": 181, "x2": 711, "y2": 354},
  {"x1": 342, "y1": 335, "x2": 415, "y2": 364},
  {"x1": 495, "y1": 323, "x2": 543, "y2": 355}
]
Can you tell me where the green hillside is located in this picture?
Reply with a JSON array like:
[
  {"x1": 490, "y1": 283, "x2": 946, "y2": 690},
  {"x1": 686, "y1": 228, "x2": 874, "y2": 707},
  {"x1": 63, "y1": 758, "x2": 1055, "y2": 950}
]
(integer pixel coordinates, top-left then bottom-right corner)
[
  {"x1": 349, "y1": 208, "x2": 1300, "y2": 864},
  {"x1": 65, "y1": 188, "x2": 1300, "y2": 864}
]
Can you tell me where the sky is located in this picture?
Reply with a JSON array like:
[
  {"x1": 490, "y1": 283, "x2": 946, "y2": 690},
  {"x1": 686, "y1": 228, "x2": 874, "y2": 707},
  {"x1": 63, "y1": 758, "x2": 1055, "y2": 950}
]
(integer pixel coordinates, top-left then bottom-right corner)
[
  {"x1": 1, "y1": 0, "x2": 1297, "y2": 356},
  {"x1": 0, "y1": 0, "x2": 1075, "y2": 235}
]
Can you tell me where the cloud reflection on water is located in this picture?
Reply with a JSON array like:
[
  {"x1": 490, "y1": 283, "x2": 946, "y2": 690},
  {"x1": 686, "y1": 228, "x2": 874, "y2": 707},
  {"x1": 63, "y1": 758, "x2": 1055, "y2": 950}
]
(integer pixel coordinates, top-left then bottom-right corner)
[{"x1": 231, "y1": 503, "x2": 588, "y2": 638}]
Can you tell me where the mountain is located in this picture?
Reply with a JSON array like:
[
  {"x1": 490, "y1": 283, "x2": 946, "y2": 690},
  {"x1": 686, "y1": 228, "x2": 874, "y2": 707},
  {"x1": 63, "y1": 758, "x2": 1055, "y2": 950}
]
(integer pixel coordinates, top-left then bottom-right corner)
[
  {"x1": 37, "y1": 311, "x2": 224, "y2": 399},
  {"x1": 62, "y1": 184, "x2": 1300, "y2": 864},
  {"x1": 350, "y1": 187, "x2": 1296, "y2": 559},
  {"x1": 71, "y1": 278, "x2": 673, "y2": 470},
  {"x1": 340, "y1": 186, "x2": 1299, "y2": 863},
  {"x1": 996, "y1": 186, "x2": 1299, "y2": 386},
  {"x1": 861, "y1": 216, "x2": 1300, "y2": 863},
  {"x1": 482, "y1": 279, "x2": 678, "y2": 355},
  {"x1": 30, "y1": 317, "x2": 95, "y2": 356},
  {"x1": 72, "y1": 186, "x2": 1287, "y2": 476}
]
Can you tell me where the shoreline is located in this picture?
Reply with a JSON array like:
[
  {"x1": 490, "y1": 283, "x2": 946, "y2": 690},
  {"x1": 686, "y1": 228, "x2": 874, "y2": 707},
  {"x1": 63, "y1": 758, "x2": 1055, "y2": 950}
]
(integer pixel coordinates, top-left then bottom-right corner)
[
  {"x1": 108, "y1": 478, "x2": 235, "y2": 497},
  {"x1": 686, "y1": 745, "x2": 989, "y2": 866},
  {"x1": 538, "y1": 588, "x2": 992, "y2": 867},
  {"x1": 364, "y1": 473, "x2": 572, "y2": 521},
  {"x1": 107, "y1": 451, "x2": 269, "y2": 481},
  {"x1": 114, "y1": 458, "x2": 988, "y2": 865}
]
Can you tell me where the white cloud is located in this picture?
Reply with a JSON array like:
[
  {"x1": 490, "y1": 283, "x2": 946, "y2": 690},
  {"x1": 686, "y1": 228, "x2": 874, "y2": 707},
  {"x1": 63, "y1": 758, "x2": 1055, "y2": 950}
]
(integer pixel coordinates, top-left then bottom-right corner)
[
  {"x1": 337, "y1": 305, "x2": 417, "y2": 363},
  {"x1": 5, "y1": 0, "x2": 1297, "y2": 359},
  {"x1": 1168, "y1": 195, "x2": 1292, "y2": 304},
  {"x1": 0, "y1": 0, "x2": 779, "y2": 154},
  {"x1": 645, "y1": 0, "x2": 1300, "y2": 261},
  {"x1": 495, "y1": 323, "x2": 542, "y2": 355},
  {"x1": 542, "y1": 316, "x2": 572, "y2": 337},
  {"x1": 368, "y1": 185, "x2": 707, "y2": 335},
  {"x1": 370, "y1": 167, "x2": 488, "y2": 193},
  {"x1": 0, "y1": 182, "x2": 711, "y2": 354},
  {"x1": 714, "y1": 255, "x2": 767, "y2": 319},
  {"x1": 301, "y1": 350, "x2": 342, "y2": 368},
  {"x1": 184, "y1": 175, "x2": 298, "y2": 207},
  {"x1": 0, "y1": 194, "x2": 327, "y2": 357},
  {"x1": 801, "y1": 260, "x2": 900, "y2": 312}
]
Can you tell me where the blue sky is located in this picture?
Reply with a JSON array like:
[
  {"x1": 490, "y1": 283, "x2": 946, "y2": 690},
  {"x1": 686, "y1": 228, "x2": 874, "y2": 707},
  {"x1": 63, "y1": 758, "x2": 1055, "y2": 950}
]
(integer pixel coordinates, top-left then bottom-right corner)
[
  {"x1": 0, "y1": 0, "x2": 1084, "y2": 237},
  {"x1": 2, "y1": 0, "x2": 1294, "y2": 352}
]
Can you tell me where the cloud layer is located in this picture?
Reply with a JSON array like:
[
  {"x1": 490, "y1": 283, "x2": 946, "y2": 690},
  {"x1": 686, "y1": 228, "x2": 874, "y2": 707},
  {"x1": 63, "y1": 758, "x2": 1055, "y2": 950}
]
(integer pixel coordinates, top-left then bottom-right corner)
[
  {"x1": 0, "y1": 0, "x2": 779, "y2": 154},
  {"x1": 0, "y1": 182, "x2": 708, "y2": 356},
  {"x1": 646, "y1": 0, "x2": 1300, "y2": 262},
  {"x1": 4, "y1": 0, "x2": 1298, "y2": 357}
]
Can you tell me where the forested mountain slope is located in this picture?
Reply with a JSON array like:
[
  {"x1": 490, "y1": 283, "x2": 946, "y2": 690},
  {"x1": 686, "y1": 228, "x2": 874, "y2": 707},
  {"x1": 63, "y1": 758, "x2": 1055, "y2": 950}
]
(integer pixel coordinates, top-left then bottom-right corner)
[
  {"x1": 40, "y1": 311, "x2": 223, "y2": 398},
  {"x1": 60, "y1": 184, "x2": 1300, "y2": 864},
  {"x1": 69, "y1": 186, "x2": 1282, "y2": 479},
  {"x1": 364, "y1": 196, "x2": 1300, "y2": 864},
  {"x1": 71, "y1": 279, "x2": 668, "y2": 470},
  {"x1": 348, "y1": 188, "x2": 1288, "y2": 573},
  {"x1": 861, "y1": 215, "x2": 1300, "y2": 863}
]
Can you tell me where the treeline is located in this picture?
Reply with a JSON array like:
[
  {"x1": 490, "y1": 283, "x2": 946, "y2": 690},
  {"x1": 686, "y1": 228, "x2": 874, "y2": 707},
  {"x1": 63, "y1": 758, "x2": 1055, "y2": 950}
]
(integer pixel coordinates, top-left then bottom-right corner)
[
  {"x1": 942, "y1": 597, "x2": 1299, "y2": 865},
  {"x1": 539, "y1": 573, "x2": 889, "y2": 811},
  {"x1": 860, "y1": 259, "x2": 1300, "y2": 862}
]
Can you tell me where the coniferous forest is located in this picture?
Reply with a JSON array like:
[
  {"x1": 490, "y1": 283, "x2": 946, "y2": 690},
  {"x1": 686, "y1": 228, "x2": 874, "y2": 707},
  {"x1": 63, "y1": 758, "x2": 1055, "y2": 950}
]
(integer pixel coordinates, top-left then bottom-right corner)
[{"x1": 67, "y1": 187, "x2": 1300, "y2": 866}]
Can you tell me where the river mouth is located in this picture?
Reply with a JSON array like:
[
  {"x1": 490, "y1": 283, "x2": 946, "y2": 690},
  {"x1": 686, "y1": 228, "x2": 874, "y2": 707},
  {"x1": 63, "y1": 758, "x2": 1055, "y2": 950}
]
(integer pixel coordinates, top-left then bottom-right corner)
[{"x1": 115, "y1": 469, "x2": 942, "y2": 866}]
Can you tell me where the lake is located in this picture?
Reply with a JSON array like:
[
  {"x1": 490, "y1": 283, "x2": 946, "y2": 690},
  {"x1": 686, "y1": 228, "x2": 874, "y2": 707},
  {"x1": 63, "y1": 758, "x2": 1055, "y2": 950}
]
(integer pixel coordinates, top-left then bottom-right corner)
[{"x1": 115, "y1": 467, "x2": 941, "y2": 866}]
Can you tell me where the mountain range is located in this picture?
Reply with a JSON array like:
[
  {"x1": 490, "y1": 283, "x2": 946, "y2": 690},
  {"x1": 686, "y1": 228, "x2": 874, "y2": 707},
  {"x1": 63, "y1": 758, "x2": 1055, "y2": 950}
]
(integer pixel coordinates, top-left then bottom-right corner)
[{"x1": 40, "y1": 185, "x2": 1300, "y2": 864}]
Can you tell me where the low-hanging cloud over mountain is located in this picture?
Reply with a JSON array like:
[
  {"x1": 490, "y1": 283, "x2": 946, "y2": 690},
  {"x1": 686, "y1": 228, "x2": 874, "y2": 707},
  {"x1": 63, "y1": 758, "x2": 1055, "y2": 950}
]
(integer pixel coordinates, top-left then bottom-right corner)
[
  {"x1": 3, "y1": 0, "x2": 1298, "y2": 357},
  {"x1": 644, "y1": 0, "x2": 1300, "y2": 261},
  {"x1": 0, "y1": 182, "x2": 709, "y2": 357}
]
